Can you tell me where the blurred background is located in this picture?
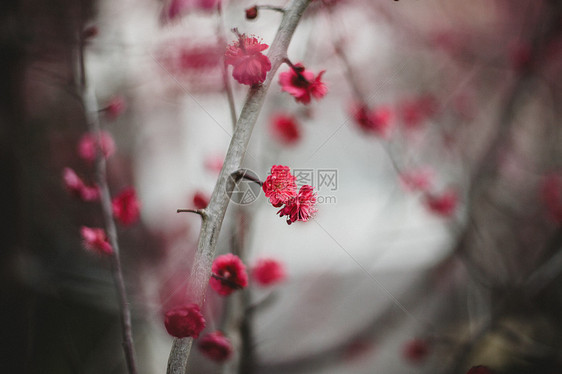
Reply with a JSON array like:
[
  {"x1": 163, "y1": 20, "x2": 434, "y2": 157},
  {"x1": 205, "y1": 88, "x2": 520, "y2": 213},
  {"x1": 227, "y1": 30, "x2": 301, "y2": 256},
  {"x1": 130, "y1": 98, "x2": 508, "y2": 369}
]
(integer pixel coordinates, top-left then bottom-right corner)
[{"x1": 2, "y1": 0, "x2": 562, "y2": 373}]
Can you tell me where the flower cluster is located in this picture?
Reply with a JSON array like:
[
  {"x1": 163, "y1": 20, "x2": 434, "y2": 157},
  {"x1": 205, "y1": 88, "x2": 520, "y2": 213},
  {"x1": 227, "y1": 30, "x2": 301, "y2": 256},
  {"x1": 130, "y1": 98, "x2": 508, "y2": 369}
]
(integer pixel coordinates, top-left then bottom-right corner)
[
  {"x1": 210, "y1": 254, "x2": 249, "y2": 296},
  {"x1": 225, "y1": 33, "x2": 271, "y2": 86},
  {"x1": 263, "y1": 165, "x2": 317, "y2": 224},
  {"x1": 164, "y1": 304, "x2": 206, "y2": 338},
  {"x1": 279, "y1": 63, "x2": 327, "y2": 104},
  {"x1": 198, "y1": 331, "x2": 233, "y2": 362},
  {"x1": 262, "y1": 165, "x2": 298, "y2": 207}
]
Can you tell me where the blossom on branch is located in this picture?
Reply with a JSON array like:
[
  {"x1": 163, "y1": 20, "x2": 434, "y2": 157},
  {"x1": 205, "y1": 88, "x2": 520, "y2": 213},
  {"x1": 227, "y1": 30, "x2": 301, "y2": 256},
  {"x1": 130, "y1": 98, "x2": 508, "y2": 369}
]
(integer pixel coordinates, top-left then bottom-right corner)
[
  {"x1": 198, "y1": 331, "x2": 233, "y2": 362},
  {"x1": 210, "y1": 254, "x2": 248, "y2": 296},
  {"x1": 225, "y1": 34, "x2": 271, "y2": 86},
  {"x1": 112, "y1": 187, "x2": 141, "y2": 226},
  {"x1": 252, "y1": 258, "x2": 286, "y2": 286},
  {"x1": 262, "y1": 165, "x2": 297, "y2": 207},
  {"x1": 62, "y1": 167, "x2": 100, "y2": 202},
  {"x1": 164, "y1": 304, "x2": 206, "y2": 338},
  {"x1": 279, "y1": 63, "x2": 327, "y2": 104},
  {"x1": 77, "y1": 131, "x2": 115, "y2": 163},
  {"x1": 80, "y1": 226, "x2": 113, "y2": 255},
  {"x1": 277, "y1": 185, "x2": 317, "y2": 225}
]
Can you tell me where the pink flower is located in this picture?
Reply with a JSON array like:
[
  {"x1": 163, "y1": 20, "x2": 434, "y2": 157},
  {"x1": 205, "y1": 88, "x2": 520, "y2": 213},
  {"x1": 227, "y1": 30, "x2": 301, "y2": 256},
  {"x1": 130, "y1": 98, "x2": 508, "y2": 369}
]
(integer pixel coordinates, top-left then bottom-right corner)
[
  {"x1": 252, "y1": 258, "x2": 286, "y2": 287},
  {"x1": 262, "y1": 165, "x2": 297, "y2": 207},
  {"x1": 399, "y1": 167, "x2": 434, "y2": 192},
  {"x1": 350, "y1": 103, "x2": 392, "y2": 137},
  {"x1": 62, "y1": 168, "x2": 100, "y2": 202},
  {"x1": 193, "y1": 191, "x2": 210, "y2": 209},
  {"x1": 399, "y1": 94, "x2": 437, "y2": 129},
  {"x1": 105, "y1": 96, "x2": 126, "y2": 119},
  {"x1": 541, "y1": 174, "x2": 562, "y2": 223},
  {"x1": 225, "y1": 34, "x2": 271, "y2": 86},
  {"x1": 466, "y1": 366, "x2": 494, "y2": 374},
  {"x1": 210, "y1": 254, "x2": 248, "y2": 296},
  {"x1": 402, "y1": 338, "x2": 430, "y2": 364},
  {"x1": 164, "y1": 304, "x2": 206, "y2": 338},
  {"x1": 424, "y1": 189, "x2": 458, "y2": 217},
  {"x1": 279, "y1": 63, "x2": 327, "y2": 104},
  {"x1": 277, "y1": 185, "x2": 317, "y2": 225},
  {"x1": 80, "y1": 226, "x2": 113, "y2": 255},
  {"x1": 198, "y1": 331, "x2": 233, "y2": 362},
  {"x1": 270, "y1": 114, "x2": 301, "y2": 145},
  {"x1": 112, "y1": 187, "x2": 141, "y2": 226},
  {"x1": 77, "y1": 131, "x2": 115, "y2": 163}
]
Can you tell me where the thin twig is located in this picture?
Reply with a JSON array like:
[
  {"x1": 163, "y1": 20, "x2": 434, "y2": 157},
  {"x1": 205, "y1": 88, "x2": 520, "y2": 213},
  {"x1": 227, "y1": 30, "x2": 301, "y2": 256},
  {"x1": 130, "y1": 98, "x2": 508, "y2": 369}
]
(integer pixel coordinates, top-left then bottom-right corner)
[
  {"x1": 78, "y1": 40, "x2": 138, "y2": 374},
  {"x1": 217, "y1": 2, "x2": 238, "y2": 130},
  {"x1": 166, "y1": 1, "x2": 313, "y2": 373}
]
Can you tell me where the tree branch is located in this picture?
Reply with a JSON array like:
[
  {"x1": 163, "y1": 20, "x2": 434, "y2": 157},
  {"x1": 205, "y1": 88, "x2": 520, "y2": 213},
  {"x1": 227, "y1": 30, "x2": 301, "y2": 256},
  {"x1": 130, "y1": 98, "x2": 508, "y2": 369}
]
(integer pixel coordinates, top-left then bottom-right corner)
[{"x1": 166, "y1": 1, "x2": 312, "y2": 373}]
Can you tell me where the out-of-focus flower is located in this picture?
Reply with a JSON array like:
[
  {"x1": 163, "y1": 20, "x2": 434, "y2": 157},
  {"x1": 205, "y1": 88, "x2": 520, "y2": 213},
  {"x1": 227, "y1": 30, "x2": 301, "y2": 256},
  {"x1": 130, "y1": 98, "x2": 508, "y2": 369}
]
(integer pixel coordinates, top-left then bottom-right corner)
[
  {"x1": 402, "y1": 338, "x2": 430, "y2": 364},
  {"x1": 80, "y1": 226, "x2": 113, "y2": 255},
  {"x1": 399, "y1": 167, "x2": 434, "y2": 192},
  {"x1": 164, "y1": 304, "x2": 206, "y2": 338},
  {"x1": 105, "y1": 96, "x2": 126, "y2": 119},
  {"x1": 262, "y1": 165, "x2": 297, "y2": 207},
  {"x1": 270, "y1": 114, "x2": 301, "y2": 145},
  {"x1": 279, "y1": 63, "x2": 327, "y2": 104},
  {"x1": 225, "y1": 34, "x2": 271, "y2": 86},
  {"x1": 252, "y1": 258, "x2": 286, "y2": 286},
  {"x1": 541, "y1": 174, "x2": 562, "y2": 223},
  {"x1": 112, "y1": 187, "x2": 141, "y2": 226},
  {"x1": 77, "y1": 131, "x2": 115, "y2": 162},
  {"x1": 198, "y1": 331, "x2": 233, "y2": 362},
  {"x1": 277, "y1": 185, "x2": 317, "y2": 225},
  {"x1": 164, "y1": 0, "x2": 220, "y2": 20},
  {"x1": 193, "y1": 191, "x2": 210, "y2": 209},
  {"x1": 210, "y1": 254, "x2": 248, "y2": 296},
  {"x1": 399, "y1": 94, "x2": 437, "y2": 130},
  {"x1": 350, "y1": 103, "x2": 392, "y2": 137},
  {"x1": 424, "y1": 188, "x2": 458, "y2": 217},
  {"x1": 62, "y1": 167, "x2": 100, "y2": 202},
  {"x1": 245, "y1": 6, "x2": 258, "y2": 20}
]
